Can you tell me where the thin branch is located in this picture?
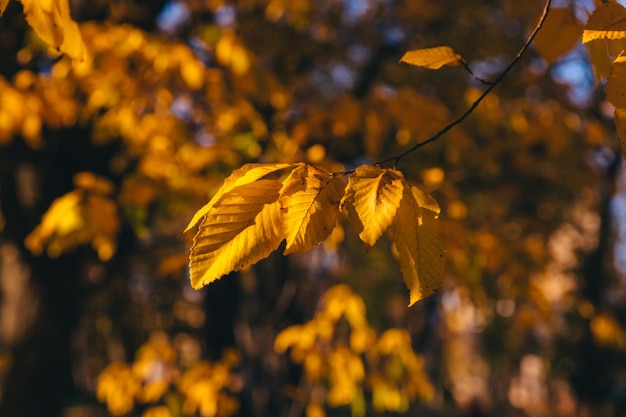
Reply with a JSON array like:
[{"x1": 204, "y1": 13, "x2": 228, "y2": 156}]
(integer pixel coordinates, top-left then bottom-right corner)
[
  {"x1": 459, "y1": 58, "x2": 494, "y2": 85},
  {"x1": 376, "y1": 0, "x2": 553, "y2": 168}
]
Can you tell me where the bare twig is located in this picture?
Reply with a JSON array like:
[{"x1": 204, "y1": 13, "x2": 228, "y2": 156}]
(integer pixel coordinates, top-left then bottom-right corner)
[{"x1": 376, "y1": 0, "x2": 553, "y2": 168}]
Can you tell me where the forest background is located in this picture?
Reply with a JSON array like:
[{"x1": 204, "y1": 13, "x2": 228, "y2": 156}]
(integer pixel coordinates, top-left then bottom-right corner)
[{"x1": 1, "y1": 0, "x2": 626, "y2": 417}]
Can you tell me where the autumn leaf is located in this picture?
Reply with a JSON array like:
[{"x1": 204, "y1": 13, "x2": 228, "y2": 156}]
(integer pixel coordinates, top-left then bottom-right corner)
[
  {"x1": 189, "y1": 178, "x2": 285, "y2": 288},
  {"x1": 280, "y1": 164, "x2": 346, "y2": 254},
  {"x1": 400, "y1": 46, "x2": 462, "y2": 70},
  {"x1": 582, "y1": 1, "x2": 626, "y2": 44},
  {"x1": 388, "y1": 183, "x2": 444, "y2": 306},
  {"x1": 20, "y1": 0, "x2": 88, "y2": 60},
  {"x1": 533, "y1": 8, "x2": 582, "y2": 63},
  {"x1": 342, "y1": 165, "x2": 404, "y2": 247},
  {"x1": 185, "y1": 163, "x2": 294, "y2": 233}
]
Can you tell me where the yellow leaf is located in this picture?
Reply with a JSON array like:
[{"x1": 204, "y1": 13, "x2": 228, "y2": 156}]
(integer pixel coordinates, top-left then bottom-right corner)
[
  {"x1": 533, "y1": 8, "x2": 582, "y2": 63},
  {"x1": 388, "y1": 183, "x2": 444, "y2": 306},
  {"x1": 342, "y1": 165, "x2": 404, "y2": 247},
  {"x1": 185, "y1": 163, "x2": 294, "y2": 233},
  {"x1": 582, "y1": 2, "x2": 626, "y2": 43},
  {"x1": 0, "y1": 0, "x2": 9, "y2": 16},
  {"x1": 280, "y1": 164, "x2": 345, "y2": 254},
  {"x1": 189, "y1": 179, "x2": 285, "y2": 288},
  {"x1": 614, "y1": 108, "x2": 626, "y2": 159},
  {"x1": 606, "y1": 52, "x2": 626, "y2": 108},
  {"x1": 400, "y1": 46, "x2": 461, "y2": 69}
]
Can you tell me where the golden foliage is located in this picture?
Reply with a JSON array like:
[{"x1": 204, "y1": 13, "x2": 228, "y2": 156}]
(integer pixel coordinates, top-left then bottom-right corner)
[
  {"x1": 400, "y1": 46, "x2": 462, "y2": 69},
  {"x1": 96, "y1": 333, "x2": 239, "y2": 417},
  {"x1": 274, "y1": 284, "x2": 434, "y2": 415}
]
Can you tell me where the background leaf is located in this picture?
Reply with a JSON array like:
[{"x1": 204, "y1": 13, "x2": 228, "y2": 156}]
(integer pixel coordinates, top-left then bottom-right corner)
[
  {"x1": 400, "y1": 46, "x2": 462, "y2": 70},
  {"x1": 0, "y1": 0, "x2": 9, "y2": 16},
  {"x1": 534, "y1": 8, "x2": 582, "y2": 63}
]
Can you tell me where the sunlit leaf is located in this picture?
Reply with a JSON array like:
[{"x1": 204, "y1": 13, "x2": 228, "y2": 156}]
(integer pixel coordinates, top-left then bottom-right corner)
[
  {"x1": 533, "y1": 8, "x2": 582, "y2": 63},
  {"x1": 185, "y1": 163, "x2": 294, "y2": 233},
  {"x1": 400, "y1": 46, "x2": 461, "y2": 69},
  {"x1": 280, "y1": 164, "x2": 346, "y2": 254},
  {"x1": 342, "y1": 165, "x2": 404, "y2": 247},
  {"x1": 582, "y1": 2, "x2": 626, "y2": 44},
  {"x1": 388, "y1": 183, "x2": 444, "y2": 306},
  {"x1": 20, "y1": 0, "x2": 89, "y2": 60},
  {"x1": 189, "y1": 179, "x2": 285, "y2": 288}
]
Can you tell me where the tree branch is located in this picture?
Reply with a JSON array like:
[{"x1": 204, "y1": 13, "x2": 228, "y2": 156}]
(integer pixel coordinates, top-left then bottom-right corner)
[{"x1": 376, "y1": 0, "x2": 553, "y2": 168}]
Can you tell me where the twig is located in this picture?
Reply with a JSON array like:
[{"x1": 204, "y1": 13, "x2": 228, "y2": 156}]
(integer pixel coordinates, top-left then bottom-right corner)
[{"x1": 376, "y1": 0, "x2": 553, "y2": 168}]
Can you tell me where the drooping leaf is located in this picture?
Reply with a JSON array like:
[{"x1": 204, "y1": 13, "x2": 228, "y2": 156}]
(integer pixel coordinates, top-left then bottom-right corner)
[
  {"x1": 185, "y1": 163, "x2": 295, "y2": 233},
  {"x1": 614, "y1": 108, "x2": 626, "y2": 159},
  {"x1": 0, "y1": 0, "x2": 9, "y2": 16},
  {"x1": 605, "y1": 51, "x2": 626, "y2": 108},
  {"x1": 533, "y1": 8, "x2": 582, "y2": 63},
  {"x1": 280, "y1": 164, "x2": 346, "y2": 254},
  {"x1": 20, "y1": 0, "x2": 88, "y2": 60},
  {"x1": 400, "y1": 46, "x2": 462, "y2": 70},
  {"x1": 582, "y1": 2, "x2": 626, "y2": 44},
  {"x1": 189, "y1": 179, "x2": 285, "y2": 288},
  {"x1": 342, "y1": 165, "x2": 404, "y2": 247},
  {"x1": 388, "y1": 183, "x2": 444, "y2": 306}
]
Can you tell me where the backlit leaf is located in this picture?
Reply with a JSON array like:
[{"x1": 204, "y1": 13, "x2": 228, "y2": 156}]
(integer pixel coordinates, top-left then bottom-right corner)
[
  {"x1": 605, "y1": 51, "x2": 626, "y2": 108},
  {"x1": 533, "y1": 8, "x2": 582, "y2": 63},
  {"x1": 400, "y1": 46, "x2": 461, "y2": 70},
  {"x1": 388, "y1": 183, "x2": 444, "y2": 306},
  {"x1": 189, "y1": 179, "x2": 284, "y2": 288},
  {"x1": 21, "y1": 0, "x2": 89, "y2": 60},
  {"x1": 582, "y1": 2, "x2": 626, "y2": 44},
  {"x1": 280, "y1": 164, "x2": 346, "y2": 254},
  {"x1": 185, "y1": 163, "x2": 294, "y2": 233},
  {"x1": 342, "y1": 165, "x2": 404, "y2": 247}
]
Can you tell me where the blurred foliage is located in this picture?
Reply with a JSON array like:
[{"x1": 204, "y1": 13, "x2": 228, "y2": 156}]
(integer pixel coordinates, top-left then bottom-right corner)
[{"x1": 0, "y1": 0, "x2": 625, "y2": 417}]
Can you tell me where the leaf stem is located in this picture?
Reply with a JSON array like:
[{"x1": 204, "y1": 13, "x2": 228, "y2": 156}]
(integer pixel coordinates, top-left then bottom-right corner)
[{"x1": 376, "y1": 0, "x2": 553, "y2": 167}]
